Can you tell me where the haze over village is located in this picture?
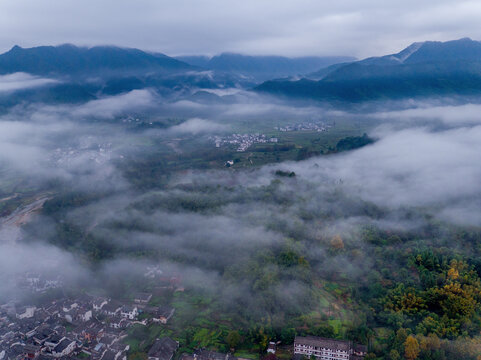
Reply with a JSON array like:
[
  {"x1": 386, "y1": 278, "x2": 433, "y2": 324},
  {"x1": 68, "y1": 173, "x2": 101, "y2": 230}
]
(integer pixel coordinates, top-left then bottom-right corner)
[{"x1": 1, "y1": 1, "x2": 481, "y2": 360}]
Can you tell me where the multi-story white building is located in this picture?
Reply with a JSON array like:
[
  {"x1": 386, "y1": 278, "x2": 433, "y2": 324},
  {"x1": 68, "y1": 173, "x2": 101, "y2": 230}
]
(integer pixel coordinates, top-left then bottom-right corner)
[
  {"x1": 294, "y1": 336, "x2": 366, "y2": 360},
  {"x1": 120, "y1": 305, "x2": 138, "y2": 320}
]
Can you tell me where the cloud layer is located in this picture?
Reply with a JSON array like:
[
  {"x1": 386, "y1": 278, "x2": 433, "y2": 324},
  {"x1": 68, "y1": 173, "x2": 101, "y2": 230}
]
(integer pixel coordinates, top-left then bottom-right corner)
[
  {"x1": 1, "y1": 90, "x2": 481, "y2": 320},
  {"x1": 0, "y1": 72, "x2": 57, "y2": 92},
  {"x1": 1, "y1": 1, "x2": 481, "y2": 57}
]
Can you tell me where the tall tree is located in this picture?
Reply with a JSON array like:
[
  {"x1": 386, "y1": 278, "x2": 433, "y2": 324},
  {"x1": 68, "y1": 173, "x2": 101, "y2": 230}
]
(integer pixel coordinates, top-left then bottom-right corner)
[{"x1": 404, "y1": 336, "x2": 420, "y2": 360}]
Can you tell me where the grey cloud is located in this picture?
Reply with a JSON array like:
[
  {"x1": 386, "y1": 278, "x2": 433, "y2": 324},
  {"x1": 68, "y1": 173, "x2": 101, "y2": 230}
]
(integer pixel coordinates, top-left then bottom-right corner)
[
  {"x1": 71, "y1": 89, "x2": 157, "y2": 119},
  {"x1": 3, "y1": 89, "x2": 481, "y2": 318},
  {"x1": 0, "y1": 91, "x2": 156, "y2": 190},
  {"x1": 375, "y1": 103, "x2": 481, "y2": 127},
  {"x1": 0, "y1": 72, "x2": 57, "y2": 92},
  {"x1": 0, "y1": 1, "x2": 480, "y2": 57},
  {"x1": 276, "y1": 125, "x2": 481, "y2": 226},
  {"x1": 167, "y1": 118, "x2": 228, "y2": 135},
  {"x1": 0, "y1": 240, "x2": 89, "y2": 301}
]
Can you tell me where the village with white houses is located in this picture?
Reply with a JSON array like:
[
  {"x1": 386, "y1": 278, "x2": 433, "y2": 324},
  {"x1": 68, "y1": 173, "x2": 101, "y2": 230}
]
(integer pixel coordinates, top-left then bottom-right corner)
[
  {"x1": 210, "y1": 134, "x2": 279, "y2": 152},
  {"x1": 0, "y1": 266, "x2": 180, "y2": 360},
  {"x1": 209, "y1": 120, "x2": 332, "y2": 153},
  {"x1": 274, "y1": 121, "x2": 331, "y2": 133},
  {"x1": 0, "y1": 267, "x2": 367, "y2": 360}
]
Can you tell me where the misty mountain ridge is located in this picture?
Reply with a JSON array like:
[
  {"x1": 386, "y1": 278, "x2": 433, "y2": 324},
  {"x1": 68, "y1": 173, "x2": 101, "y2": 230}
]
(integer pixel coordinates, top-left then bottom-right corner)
[
  {"x1": 0, "y1": 44, "x2": 242, "y2": 107},
  {"x1": 176, "y1": 53, "x2": 356, "y2": 80},
  {"x1": 0, "y1": 44, "x2": 356, "y2": 108},
  {"x1": 356, "y1": 37, "x2": 481, "y2": 66},
  {"x1": 0, "y1": 44, "x2": 354, "y2": 81},
  {"x1": 256, "y1": 37, "x2": 481, "y2": 102},
  {"x1": 4, "y1": 39, "x2": 481, "y2": 106},
  {"x1": 0, "y1": 44, "x2": 194, "y2": 77}
]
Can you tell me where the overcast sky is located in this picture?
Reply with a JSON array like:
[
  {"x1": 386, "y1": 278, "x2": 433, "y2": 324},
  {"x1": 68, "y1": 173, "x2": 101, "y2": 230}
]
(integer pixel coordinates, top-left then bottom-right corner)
[{"x1": 0, "y1": 0, "x2": 480, "y2": 59}]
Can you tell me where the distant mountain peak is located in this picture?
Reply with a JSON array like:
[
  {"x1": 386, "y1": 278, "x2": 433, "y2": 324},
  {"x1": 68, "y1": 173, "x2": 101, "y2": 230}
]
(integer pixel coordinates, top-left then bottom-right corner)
[
  {"x1": 9, "y1": 45, "x2": 22, "y2": 52},
  {"x1": 357, "y1": 37, "x2": 481, "y2": 66},
  {"x1": 394, "y1": 41, "x2": 425, "y2": 62},
  {"x1": 256, "y1": 37, "x2": 481, "y2": 102},
  {"x1": 455, "y1": 37, "x2": 473, "y2": 42},
  {"x1": 403, "y1": 37, "x2": 481, "y2": 64},
  {"x1": 0, "y1": 44, "x2": 193, "y2": 76}
]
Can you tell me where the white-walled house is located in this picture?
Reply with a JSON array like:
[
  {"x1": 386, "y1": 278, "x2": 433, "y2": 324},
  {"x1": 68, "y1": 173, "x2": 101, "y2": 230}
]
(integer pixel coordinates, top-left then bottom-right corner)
[
  {"x1": 152, "y1": 306, "x2": 175, "y2": 324},
  {"x1": 52, "y1": 338, "x2": 76, "y2": 358},
  {"x1": 101, "y1": 301, "x2": 122, "y2": 316},
  {"x1": 267, "y1": 342, "x2": 276, "y2": 354},
  {"x1": 45, "y1": 334, "x2": 65, "y2": 351},
  {"x1": 62, "y1": 302, "x2": 78, "y2": 313},
  {"x1": 120, "y1": 305, "x2": 138, "y2": 320},
  {"x1": 16, "y1": 306, "x2": 36, "y2": 319},
  {"x1": 80, "y1": 309, "x2": 93, "y2": 322},
  {"x1": 109, "y1": 317, "x2": 129, "y2": 329},
  {"x1": 134, "y1": 293, "x2": 152, "y2": 304},
  {"x1": 93, "y1": 298, "x2": 109, "y2": 311}
]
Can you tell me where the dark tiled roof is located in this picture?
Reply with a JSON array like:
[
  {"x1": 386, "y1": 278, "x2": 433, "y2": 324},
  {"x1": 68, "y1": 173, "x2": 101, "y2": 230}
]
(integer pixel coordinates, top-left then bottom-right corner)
[
  {"x1": 354, "y1": 344, "x2": 367, "y2": 353},
  {"x1": 102, "y1": 301, "x2": 122, "y2": 313},
  {"x1": 8, "y1": 344, "x2": 25, "y2": 357},
  {"x1": 121, "y1": 305, "x2": 136, "y2": 312},
  {"x1": 294, "y1": 336, "x2": 351, "y2": 351},
  {"x1": 54, "y1": 338, "x2": 75, "y2": 353},
  {"x1": 47, "y1": 333, "x2": 64, "y2": 344},
  {"x1": 134, "y1": 292, "x2": 152, "y2": 301},
  {"x1": 194, "y1": 349, "x2": 237, "y2": 360},
  {"x1": 24, "y1": 344, "x2": 41, "y2": 353},
  {"x1": 156, "y1": 306, "x2": 175, "y2": 317},
  {"x1": 179, "y1": 354, "x2": 195, "y2": 360},
  {"x1": 148, "y1": 337, "x2": 179, "y2": 360},
  {"x1": 93, "y1": 298, "x2": 108, "y2": 306},
  {"x1": 350, "y1": 355, "x2": 365, "y2": 360},
  {"x1": 101, "y1": 349, "x2": 117, "y2": 360},
  {"x1": 38, "y1": 355, "x2": 53, "y2": 360}
]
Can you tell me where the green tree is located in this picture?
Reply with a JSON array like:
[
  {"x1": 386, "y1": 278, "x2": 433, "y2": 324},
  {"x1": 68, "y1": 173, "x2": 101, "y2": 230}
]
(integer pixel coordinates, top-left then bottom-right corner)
[
  {"x1": 389, "y1": 349, "x2": 400, "y2": 360},
  {"x1": 395, "y1": 328, "x2": 408, "y2": 349},
  {"x1": 226, "y1": 330, "x2": 242, "y2": 350},
  {"x1": 280, "y1": 328, "x2": 296, "y2": 344},
  {"x1": 314, "y1": 324, "x2": 335, "y2": 338}
]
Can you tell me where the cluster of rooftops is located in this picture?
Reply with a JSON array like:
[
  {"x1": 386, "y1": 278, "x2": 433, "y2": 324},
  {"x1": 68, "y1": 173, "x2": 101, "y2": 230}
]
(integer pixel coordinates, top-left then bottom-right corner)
[
  {"x1": 0, "y1": 290, "x2": 176, "y2": 360},
  {"x1": 1, "y1": 270, "x2": 367, "y2": 360}
]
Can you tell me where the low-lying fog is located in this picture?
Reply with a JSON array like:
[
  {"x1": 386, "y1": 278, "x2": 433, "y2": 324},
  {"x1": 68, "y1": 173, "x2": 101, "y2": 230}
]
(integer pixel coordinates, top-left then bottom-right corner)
[{"x1": 1, "y1": 76, "x2": 481, "y2": 314}]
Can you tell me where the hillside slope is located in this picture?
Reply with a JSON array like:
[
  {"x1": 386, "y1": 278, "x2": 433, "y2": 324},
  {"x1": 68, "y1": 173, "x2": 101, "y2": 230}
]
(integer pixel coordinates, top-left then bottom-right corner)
[{"x1": 256, "y1": 38, "x2": 481, "y2": 102}]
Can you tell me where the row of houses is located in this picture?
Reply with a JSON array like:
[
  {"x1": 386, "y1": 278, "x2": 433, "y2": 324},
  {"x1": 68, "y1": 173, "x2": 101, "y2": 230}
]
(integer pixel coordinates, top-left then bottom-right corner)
[
  {"x1": 9, "y1": 292, "x2": 175, "y2": 325},
  {"x1": 0, "y1": 301, "x2": 129, "y2": 359},
  {"x1": 3, "y1": 271, "x2": 368, "y2": 360},
  {"x1": 0, "y1": 290, "x2": 176, "y2": 360}
]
